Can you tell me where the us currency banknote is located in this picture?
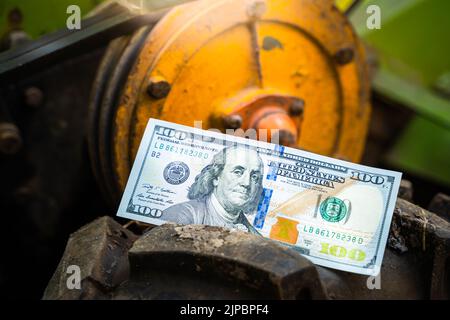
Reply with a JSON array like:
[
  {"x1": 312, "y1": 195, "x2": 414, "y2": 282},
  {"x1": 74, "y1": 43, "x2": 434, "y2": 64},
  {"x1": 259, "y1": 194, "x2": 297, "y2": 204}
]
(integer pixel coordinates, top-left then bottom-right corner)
[{"x1": 117, "y1": 119, "x2": 402, "y2": 275}]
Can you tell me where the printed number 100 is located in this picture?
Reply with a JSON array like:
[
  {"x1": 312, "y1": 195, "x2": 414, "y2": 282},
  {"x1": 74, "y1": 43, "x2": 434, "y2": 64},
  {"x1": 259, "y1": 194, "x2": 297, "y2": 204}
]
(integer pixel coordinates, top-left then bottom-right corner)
[{"x1": 320, "y1": 243, "x2": 366, "y2": 261}]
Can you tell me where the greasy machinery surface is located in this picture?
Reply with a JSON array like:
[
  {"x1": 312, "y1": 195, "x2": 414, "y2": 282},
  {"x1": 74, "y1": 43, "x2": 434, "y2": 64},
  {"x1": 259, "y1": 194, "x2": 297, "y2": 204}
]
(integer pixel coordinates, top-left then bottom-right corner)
[
  {"x1": 43, "y1": 197, "x2": 450, "y2": 299},
  {"x1": 89, "y1": 0, "x2": 371, "y2": 206}
]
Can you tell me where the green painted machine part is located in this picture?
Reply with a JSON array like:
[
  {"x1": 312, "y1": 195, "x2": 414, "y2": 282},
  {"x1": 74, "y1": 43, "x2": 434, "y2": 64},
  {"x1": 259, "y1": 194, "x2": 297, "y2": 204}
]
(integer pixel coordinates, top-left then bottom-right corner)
[{"x1": 349, "y1": 0, "x2": 450, "y2": 186}]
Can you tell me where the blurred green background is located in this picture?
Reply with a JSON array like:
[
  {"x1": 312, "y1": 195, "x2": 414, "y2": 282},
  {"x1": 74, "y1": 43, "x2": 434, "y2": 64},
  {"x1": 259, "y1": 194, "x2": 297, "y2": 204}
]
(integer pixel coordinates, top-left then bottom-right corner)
[
  {"x1": 0, "y1": 0, "x2": 103, "y2": 38},
  {"x1": 349, "y1": 0, "x2": 450, "y2": 186}
]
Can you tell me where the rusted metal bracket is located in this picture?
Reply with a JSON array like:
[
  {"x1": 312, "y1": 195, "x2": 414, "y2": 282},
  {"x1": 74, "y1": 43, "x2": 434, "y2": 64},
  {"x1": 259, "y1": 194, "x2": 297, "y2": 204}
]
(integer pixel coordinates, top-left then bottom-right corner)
[
  {"x1": 118, "y1": 224, "x2": 328, "y2": 299},
  {"x1": 43, "y1": 217, "x2": 137, "y2": 299},
  {"x1": 390, "y1": 198, "x2": 450, "y2": 299}
]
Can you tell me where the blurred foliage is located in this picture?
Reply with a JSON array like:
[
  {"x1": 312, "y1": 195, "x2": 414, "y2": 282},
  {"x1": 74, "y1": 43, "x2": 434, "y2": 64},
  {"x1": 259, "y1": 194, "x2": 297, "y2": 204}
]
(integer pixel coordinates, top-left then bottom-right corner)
[
  {"x1": 351, "y1": 0, "x2": 450, "y2": 88},
  {"x1": 387, "y1": 116, "x2": 450, "y2": 186},
  {"x1": 350, "y1": 0, "x2": 450, "y2": 185},
  {"x1": 0, "y1": 0, "x2": 104, "y2": 39}
]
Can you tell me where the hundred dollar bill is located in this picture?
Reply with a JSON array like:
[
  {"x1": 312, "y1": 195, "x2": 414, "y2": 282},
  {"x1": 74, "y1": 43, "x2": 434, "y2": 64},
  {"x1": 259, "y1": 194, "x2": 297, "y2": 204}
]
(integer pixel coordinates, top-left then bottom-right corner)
[{"x1": 117, "y1": 119, "x2": 402, "y2": 276}]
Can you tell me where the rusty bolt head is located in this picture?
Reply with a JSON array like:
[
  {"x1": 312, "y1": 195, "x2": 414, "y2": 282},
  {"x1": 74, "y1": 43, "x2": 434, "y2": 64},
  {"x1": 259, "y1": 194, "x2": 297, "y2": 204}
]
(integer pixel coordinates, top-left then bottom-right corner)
[
  {"x1": 146, "y1": 78, "x2": 171, "y2": 99},
  {"x1": 289, "y1": 99, "x2": 305, "y2": 116},
  {"x1": 223, "y1": 114, "x2": 243, "y2": 129},
  {"x1": 334, "y1": 48, "x2": 354, "y2": 65},
  {"x1": 0, "y1": 122, "x2": 22, "y2": 155},
  {"x1": 278, "y1": 129, "x2": 296, "y2": 147},
  {"x1": 24, "y1": 87, "x2": 44, "y2": 108}
]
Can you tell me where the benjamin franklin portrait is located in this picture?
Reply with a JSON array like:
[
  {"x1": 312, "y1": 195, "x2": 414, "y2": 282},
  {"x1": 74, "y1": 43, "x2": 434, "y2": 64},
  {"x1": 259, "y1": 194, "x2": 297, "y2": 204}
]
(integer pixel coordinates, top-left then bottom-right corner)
[{"x1": 161, "y1": 145, "x2": 264, "y2": 234}]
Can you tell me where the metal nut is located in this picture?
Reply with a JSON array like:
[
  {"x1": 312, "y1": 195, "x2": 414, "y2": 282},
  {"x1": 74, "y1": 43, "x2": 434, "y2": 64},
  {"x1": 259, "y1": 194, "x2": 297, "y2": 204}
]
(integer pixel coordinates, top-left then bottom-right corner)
[
  {"x1": 223, "y1": 114, "x2": 243, "y2": 129},
  {"x1": 278, "y1": 129, "x2": 296, "y2": 146},
  {"x1": 289, "y1": 99, "x2": 305, "y2": 116},
  {"x1": 0, "y1": 122, "x2": 22, "y2": 155},
  {"x1": 24, "y1": 87, "x2": 44, "y2": 108},
  {"x1": 334, "y1": 48, "x2": 354, "y2": 65}
]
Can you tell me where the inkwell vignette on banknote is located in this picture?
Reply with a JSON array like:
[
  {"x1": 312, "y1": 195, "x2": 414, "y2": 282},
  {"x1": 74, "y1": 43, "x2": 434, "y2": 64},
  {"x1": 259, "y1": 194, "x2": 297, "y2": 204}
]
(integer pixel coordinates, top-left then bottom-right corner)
[{"x1": 117, "y1": 119, "x2": 402, "y2": 276}]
